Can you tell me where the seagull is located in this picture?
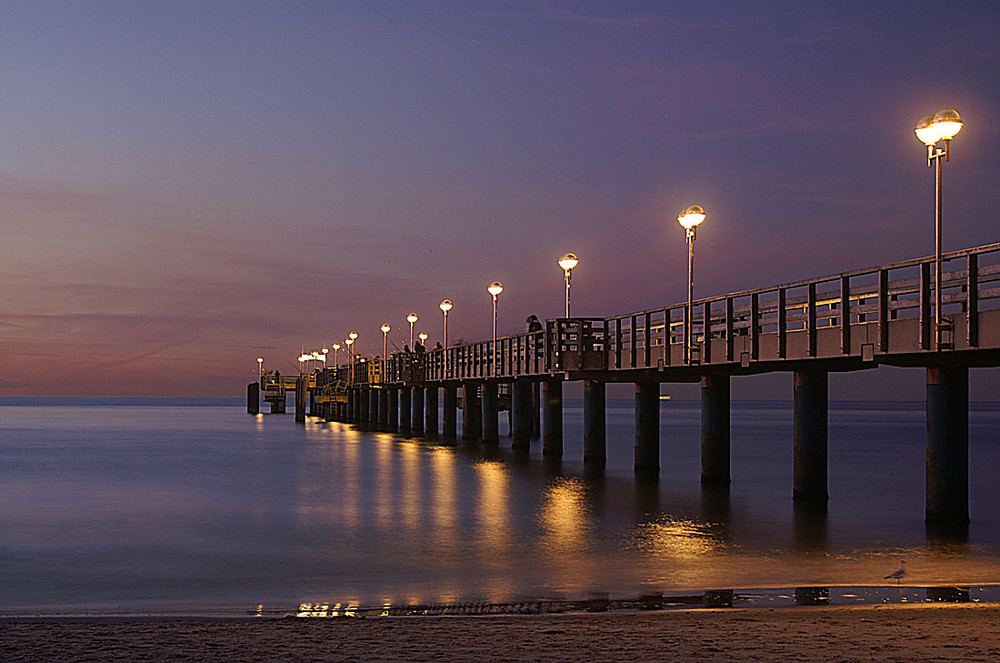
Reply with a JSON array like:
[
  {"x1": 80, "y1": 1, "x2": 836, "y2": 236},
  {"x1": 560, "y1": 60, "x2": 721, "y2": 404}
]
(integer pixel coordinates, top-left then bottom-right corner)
[{"x1": 884, "y1": 560, "x2": 906, "y2": 585}]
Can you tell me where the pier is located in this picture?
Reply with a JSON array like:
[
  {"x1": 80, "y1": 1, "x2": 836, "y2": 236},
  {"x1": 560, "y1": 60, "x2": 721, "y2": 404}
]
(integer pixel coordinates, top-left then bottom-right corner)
[{"x1": 250, "y1": 242, "x2": 1000, "y2": 527}]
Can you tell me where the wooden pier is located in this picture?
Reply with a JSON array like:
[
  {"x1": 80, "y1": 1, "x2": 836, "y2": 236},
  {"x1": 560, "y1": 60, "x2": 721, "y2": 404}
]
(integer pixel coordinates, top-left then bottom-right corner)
[{"x1": 250, "y1": 242, "x2": 1000, "y2": 527}]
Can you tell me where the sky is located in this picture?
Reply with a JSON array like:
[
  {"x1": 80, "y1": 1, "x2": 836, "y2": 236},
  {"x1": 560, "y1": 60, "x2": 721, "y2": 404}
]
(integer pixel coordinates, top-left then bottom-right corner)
[{"x1": 2, "y1": 1, "x2": 1000, "y2": 398}]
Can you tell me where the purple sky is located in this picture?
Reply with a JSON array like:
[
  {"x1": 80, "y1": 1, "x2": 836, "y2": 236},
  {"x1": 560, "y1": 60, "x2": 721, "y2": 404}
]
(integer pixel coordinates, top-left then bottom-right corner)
[{"x1": 3, "y1": 1, "x2": 999, "y2": 397}]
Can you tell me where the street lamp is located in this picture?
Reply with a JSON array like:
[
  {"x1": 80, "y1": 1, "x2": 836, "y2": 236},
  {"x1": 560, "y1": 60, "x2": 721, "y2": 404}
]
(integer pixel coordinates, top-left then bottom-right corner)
[
  {"x1": 439, "y1": 300, "x2": 452, "y2": 348},
  {"x1": 915, "y1": 108, "x2": 964, "y2": 350},
  {"x1": 488, "y1": 281, "x2": 503, "y2": 374},
  {"x1": 345, "y1": 337, "x2": 355, "y2": 382},
  {"x1": 678, "y1": 205, "x2": 707, "y2": 364},
  {"x1": 380, "y1": 324, "x2": 391, "y2": 359},
  {"x1": 332, "y1": 343, "x2": 341, "y2": 370},
  {"x1": 257, "y1": 357, "x2": 263, "y2": 380},
  {"x1": 558, "y1": 253, "x2": 579, "y2": 317},
  {"x1": 418, "y1": 332, "x2": 428, "y2": 348},
  {"x1": 406, "y1": 313, "x2": 418, "y2": 349}
]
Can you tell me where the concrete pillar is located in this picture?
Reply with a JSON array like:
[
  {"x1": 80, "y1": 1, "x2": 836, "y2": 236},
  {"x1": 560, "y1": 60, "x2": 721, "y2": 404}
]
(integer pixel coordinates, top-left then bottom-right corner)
[
  {"x1": 701, "y1": 374, "x2": 731, "y2": 486},
  {"x1": 634, "y1": 381, "x2": 659, "y2": 474},
  {"x1": 378, "y1": 389, "x2": 389, "y2": 430},
  {"x1": 583, "y1": 379, "x2": 606, "y2": 464},
  {"x1": 462, "y1": 382, "x2": 481, "y2": 440},
  {"x1": 482, "y1": 382, "x2": 499, "y2": 445},
  {"x1": 425, "y1": 386, "x2": 438, "y2": 438},
  {"x1": 512, "y1": 380, "x2": 533, "y2": 450},
  {"x1": 926, "y1": 366, "x2": 969, "y2": 524},
  {"x1": 794, "y1": 371, "x2": 828, "y2": 502},
  {"x1": 295, "y1": 377, "x2": 307, "y2": 423},
  {"x1": 399, "y1": 386, "x2": 412, "y2": 435},
  {"x1": 531, "y1": 382, "x2": 541, "y2": 438},
  {"x1": 368, "y1": 389, "x2": 379, "y2": 427},
  {"x1": 411, "y1": 386, "x2": 424, "y2": 435},
  {"x1": 442, "y1": 386, "x2": 458, "y2": 440},
  {"x1": 247, "y1": 382, "x2": 259, "y2": 415},
  {"x1": 543, "y1": 378, "x2": 564, "y2": 457},
  {"x1": 359, "y1": 387, "x2": 370, "y2": 427},
  {"x1": 387, "y1": 388, "x2": 399, "y2": 432}
]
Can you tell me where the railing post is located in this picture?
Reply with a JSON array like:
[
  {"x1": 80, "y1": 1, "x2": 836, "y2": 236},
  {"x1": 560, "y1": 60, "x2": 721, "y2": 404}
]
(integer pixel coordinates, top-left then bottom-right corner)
[
  {"x1": 920, "y1": 261, "x2": 932, "y2": 350},
  {"x1": 750, "y1": 293, "x2": 760, "y2": 360},
  {"x1": 967, "y1": 253, "x2": 979, "y2": 347},
  {"x1": 777, "y1": 288, "x2": 787, "y2": 358},
  {"x1": 840, "y1": 276, "x2": 851, "y2": 354},
  {"x1": 725, "y1": 298, "x2": 735, "y2": 362},
  {"x1": 807, "y1": 282, "x2": 817, "y2": 357}
]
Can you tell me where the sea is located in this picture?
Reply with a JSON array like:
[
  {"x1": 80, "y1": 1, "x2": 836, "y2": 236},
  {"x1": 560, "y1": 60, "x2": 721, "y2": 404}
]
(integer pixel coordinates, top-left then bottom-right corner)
[{"x1": 2, "y1": 396, "x2": 1000, "y2": 616}]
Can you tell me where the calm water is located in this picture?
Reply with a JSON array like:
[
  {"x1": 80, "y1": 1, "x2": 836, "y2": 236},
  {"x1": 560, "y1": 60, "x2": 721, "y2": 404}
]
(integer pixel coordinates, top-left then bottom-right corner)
[{"x1": 2, "y1": 397, "x2": 1000, "y2": 615}]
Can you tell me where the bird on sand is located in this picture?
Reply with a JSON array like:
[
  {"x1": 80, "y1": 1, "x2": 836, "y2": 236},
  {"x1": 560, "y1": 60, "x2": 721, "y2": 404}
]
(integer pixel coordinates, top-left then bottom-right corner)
[{"x1": 884, "y1": 560, "x2": 906, "y2": 584}]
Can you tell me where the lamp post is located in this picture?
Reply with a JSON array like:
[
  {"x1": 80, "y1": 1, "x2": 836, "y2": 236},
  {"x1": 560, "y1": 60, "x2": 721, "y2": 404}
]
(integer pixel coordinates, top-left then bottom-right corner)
[
  {"x1": 488, "y1": 281, "x2": 503, "y2": 375},
  {"x1": 380, "y1": 324, "x2": 391, "y2": 359},
  {"x1": 678, "y1": 205, "x2": 707, "y2": 364},
  {"x1": 345, "y1": 337, "x2": 355, "y2": 382},
  {"x1": 915, "y1": 108, "x2": 964, "y2": 350},
  {"x1": 406, "y1": 313, "x2": 419, "y2": 349},
  {"x1": 332, "y1": 343, "x2": 341, "y2": 373},
  {"x1": 418, "y1": 332, "x2": 428, "y2": 349},
  {"x1": 558, "y1": 253, "x2": 579, "y2": 318},
  {"x1": 257, "y1": 357, "x2": 263, "y2": 380},
  {"x1": 439, "y1": 300, "x2": 452, "y2": 347}
]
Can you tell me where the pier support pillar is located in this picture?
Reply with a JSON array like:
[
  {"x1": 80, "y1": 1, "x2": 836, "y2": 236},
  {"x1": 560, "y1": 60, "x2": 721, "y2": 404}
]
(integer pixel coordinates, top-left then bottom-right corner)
[
  {"x1": 425, "y1": 386, "x2": 438, "y2": 438},
  {"x1": 271, "y1": 392, "x2": 286, "y2": 415},
  {"x1": 399, "y1": 386, "x2": 412, "y2": 435},
  {"x1": 378, "y1": 389, "x2": 389, "y2": 430},
  {"x1": 794, "y1": 371, "x2": 828, "y2": 502},
  {"x1": 295, "y1": 378, "x2": 306, "y2": 423},
  {"x1": 512, "y1": 380, "x2": 533, "y2": 450},
  {"x1": 462, "y1": 382, "x2": 481, "y2": 440},
  {"x1": 531, "y1": 382, "x2": 541, "y2": 438},
  {"x1": 411, "y1": 386, "x2": 424, "y2": 435},
  {"x1": 481, "y1": 382, "x2": 499, "y2": 445},
  {"x1": 926, "y1": 366, "x2": 969, "y2": 525},
  {"x1": 584, "y1": 380, "x2": 606, "y2": 465},
  {"x1": 634, "y1": 381, "x2": 660, "y2": 474},
  {"x1": 359, "y1": 387, "x2": 370, "y2": 427},
  {"x1": 247, "y1": 382, "x2": 259, "y2": 415},
  {"x1": 442, "y1": 386, "x2": 458, "y2": 441},
  {"x1": 386, "y1": 388, "x2": 399, "y2": 432},
  {"x1": 345, "y1": 391, "x2": 354, "y2": 421},
  {"x1": 543, "y1": 378, "x2": 563, "y2": 457},
  {"x1": 369, "y1": 389, "x2": 379, "y2": 428},
  {"x1": 701, "y1": 374, "x2": 731, "y2": 487}
]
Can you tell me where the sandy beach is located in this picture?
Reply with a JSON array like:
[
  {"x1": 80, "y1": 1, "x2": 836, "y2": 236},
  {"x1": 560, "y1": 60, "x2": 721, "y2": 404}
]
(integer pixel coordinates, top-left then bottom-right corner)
[{"x1": 4, "y1": 604, "x2": 1000, "y2": 662}]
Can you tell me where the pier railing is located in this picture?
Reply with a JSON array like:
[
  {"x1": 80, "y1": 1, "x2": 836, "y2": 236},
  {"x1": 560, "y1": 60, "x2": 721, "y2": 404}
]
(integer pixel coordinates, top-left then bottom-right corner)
[{"x1": 325, "y1": 242, "x2": 1000, "y2": 386}]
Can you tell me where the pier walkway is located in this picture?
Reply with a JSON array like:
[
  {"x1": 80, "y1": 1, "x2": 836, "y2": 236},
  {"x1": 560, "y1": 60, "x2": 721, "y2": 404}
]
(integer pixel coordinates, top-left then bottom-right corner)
[{"x1": 248, "y1": 242, "x2": 1000, "y2": 528}]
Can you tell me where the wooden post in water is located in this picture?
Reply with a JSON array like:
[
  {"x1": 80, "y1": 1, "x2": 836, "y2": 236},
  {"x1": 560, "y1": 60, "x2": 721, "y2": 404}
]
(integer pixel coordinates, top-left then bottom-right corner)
[
  {"x1": 411, "y1": 386, "x2": 424, "y2": 435},
  {"x1": 368, "y1": 389, "x2": 379, "y2": 428},
  {"x1": 512, "y1": 380, "x2": 532, "y2": 449},
  {"x1": 481, "y1": 381, "x2": 499, "y2": 445},
  {"x1": 378, "y1": 388, "x2": 389, "y2": 430},
  {"x1": 247, "y1": 382, "x2": 259, "y2": 415},
  {"x1": 425, "y1": 386, "x2": 438, "y2": 438},
  {"x1": 462, "y1": 382, "x2": 481, "y2": 440},
  {"x1": 386, "y1": 387, "x2": 399, "y2": 432},
  {"x1": 793, "y1": 371, "x2": 828, "y2": 502},
  {"x1": 442, "y1": 385, "x2": 457, "y2": 440},
  {"x1": 583, "y1": 379, "x2": 606, "y2": 465},
  {"x1": 542, "y1": 378, "x2": 563, "y2": 457},
  {"x1": 399, "y1": 386, "x2": 412, "y2": 435},
  {"x1": 295, "y1": 377, "x2": 306, "y2": 423},
  {"x1": 634, "y1": 381, "x2": 660, "y2": 474},
  {"x1": 701, "y1": 373, "x2": 731, "y2": 487},
  {"x1": 926, "y1": 365, "x2": 969, "y2": 525}
]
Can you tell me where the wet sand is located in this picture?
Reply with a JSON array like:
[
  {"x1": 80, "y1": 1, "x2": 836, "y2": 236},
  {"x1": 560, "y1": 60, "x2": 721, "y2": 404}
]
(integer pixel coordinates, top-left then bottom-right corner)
[{"x1": 3, "y1": 604, "x2": 1000, "y2": 662}]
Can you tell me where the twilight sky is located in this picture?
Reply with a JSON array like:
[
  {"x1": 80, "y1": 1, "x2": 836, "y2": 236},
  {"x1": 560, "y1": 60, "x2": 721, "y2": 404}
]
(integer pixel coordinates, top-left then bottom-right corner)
[{"x1": 2, "y1": 1, "x2": 1000, "y2": 397}]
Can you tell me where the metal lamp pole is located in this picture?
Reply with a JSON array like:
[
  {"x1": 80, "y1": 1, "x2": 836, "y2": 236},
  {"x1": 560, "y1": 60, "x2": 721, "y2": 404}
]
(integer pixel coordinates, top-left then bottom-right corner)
[
  {"x1": 915, "y1": 109, "x2": 964, "y2": 350},
  {"x1": 558, "y1": 253, "x2": 578, "y2": 318},
  {"x1": 677, "y1": 205, "x2": 706, "y2": 364},
  {"x1": 488, "y1": 282, "x2": 503, "y2": 375}
]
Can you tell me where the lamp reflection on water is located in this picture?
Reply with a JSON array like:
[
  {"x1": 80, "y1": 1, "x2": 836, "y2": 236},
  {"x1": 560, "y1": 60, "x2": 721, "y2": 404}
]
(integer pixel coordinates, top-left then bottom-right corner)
[
  {"x1": 399, "y1": 442, "x2": 421, "y2": 530},
  {"x1": 539, "y1": 477, "x2": 589, "y2": 555},
  {"x1": 633, "y1": 516, "x2": 723, "y2": 560},
  {"x1": 375, "y1": 437, "x2": 394, "y2": 530},
  {"x1": 475, "y1": 460, "x2": 513, "y2": 602}
]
